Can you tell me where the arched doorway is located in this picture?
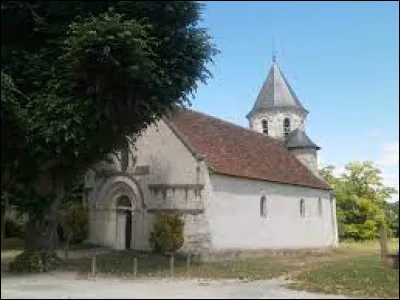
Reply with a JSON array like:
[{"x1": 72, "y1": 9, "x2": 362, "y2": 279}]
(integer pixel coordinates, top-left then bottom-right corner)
[{"x1": 116, "y1": 196, "x2": 133, "y2": 250}]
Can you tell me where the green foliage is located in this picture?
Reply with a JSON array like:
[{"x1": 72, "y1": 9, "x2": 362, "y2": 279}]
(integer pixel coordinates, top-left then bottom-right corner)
[
  {"x1": 384, "y1": 201, "x2": 399, "y2": 238},
  {"x1": 320, "y1": 161, "x2": 398, "y2": 241},
  {"x1": 149, "y1": 212, "x2": 184, "y2": 253},
  {"x1": 1, "y1": 1, "x2": 216, "y2": 256},
  {"x1": 64, "y1": 204, "x2": 89, "y2": 244},
  {"x1": 4, "y1": 217, "x2": 25, "y2": 239}
]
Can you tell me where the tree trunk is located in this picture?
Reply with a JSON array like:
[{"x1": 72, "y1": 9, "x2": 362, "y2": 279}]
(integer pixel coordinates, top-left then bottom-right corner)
[{"x1": 23, "y1": 185, "x2": 65, "y2": 270}]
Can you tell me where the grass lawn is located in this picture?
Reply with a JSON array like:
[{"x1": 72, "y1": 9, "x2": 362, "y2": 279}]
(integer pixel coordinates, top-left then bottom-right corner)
[
  {"x1": 287, "y1": 254, "x2": 399, "y2": 299},
  {"x1": 286, "y1": 239, "x2": 399, "y2": 299},
  {"x1": 63, "y1": 249, "x2": 304, "y2": 280}
]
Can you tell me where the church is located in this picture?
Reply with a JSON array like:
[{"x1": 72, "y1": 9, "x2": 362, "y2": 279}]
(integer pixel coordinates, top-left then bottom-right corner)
[{"x1": 84, "y1": 58, "x2": 339, "y2": 260}]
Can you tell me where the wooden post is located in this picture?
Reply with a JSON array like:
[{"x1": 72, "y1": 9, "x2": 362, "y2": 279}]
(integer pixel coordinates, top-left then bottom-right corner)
[
  {"x1": 64, "y1": 246, "x2": 69, "y2": 260},
  {"x1": 187, "y1": 253, "x2": 191, "y2": 269},
  {"x1": 133, "y1": 257, "x2": 138, "y2": 278},
  {"x1": 64, "y1": 233, "x2": 71, "y2": 261},
  {"x1": 170, "y1": 255, "x2": 174, "y2": 277},
  {"x1": 379, "y1": 224, "x2": 389, "y2": 262},
  {"x1": 91, "y1": 256, "x2": 96, "y2": 278}
]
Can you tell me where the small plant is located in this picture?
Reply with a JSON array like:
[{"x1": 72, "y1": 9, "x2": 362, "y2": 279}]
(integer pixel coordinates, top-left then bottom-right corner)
[
  {"x1": 9, "y1": 251, "x2": 44, "y2": 273},
  {"x1": 149, "y1": 212, "x2": 184, "y2": 254}
]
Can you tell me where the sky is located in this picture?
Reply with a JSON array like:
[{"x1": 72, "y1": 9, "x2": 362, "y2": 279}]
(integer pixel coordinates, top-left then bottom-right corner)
[{"x1": 190, "y1": 1, "x2": 399, "y2": 202}]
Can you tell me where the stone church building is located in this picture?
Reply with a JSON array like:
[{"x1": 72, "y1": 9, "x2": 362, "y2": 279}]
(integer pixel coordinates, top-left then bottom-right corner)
[{"x1": 84, "y1": 59, "x2": 339, "y2": 259}]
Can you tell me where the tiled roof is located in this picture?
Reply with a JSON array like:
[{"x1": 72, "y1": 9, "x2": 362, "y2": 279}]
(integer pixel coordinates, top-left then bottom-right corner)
[{"x1": 166, "y1": 109, "x2": 329, "y2": 190}]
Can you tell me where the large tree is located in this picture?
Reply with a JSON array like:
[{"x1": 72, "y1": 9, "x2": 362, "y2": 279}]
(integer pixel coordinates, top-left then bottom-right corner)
[
  {"x1": 320, "y1": 161, "x2": 398, "y2": 240},
  {"x1": 1, "y1": 1, "x2": 217, "y2": 268}
]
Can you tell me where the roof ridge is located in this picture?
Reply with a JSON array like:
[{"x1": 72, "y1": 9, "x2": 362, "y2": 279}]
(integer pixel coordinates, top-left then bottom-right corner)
[{"x1": 181, "y1": 107, "x2": 282, "y2": 144}]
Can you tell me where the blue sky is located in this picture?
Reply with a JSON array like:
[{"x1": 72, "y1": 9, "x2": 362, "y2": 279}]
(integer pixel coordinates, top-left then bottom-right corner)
[{"x1": 191, "y1": 1, "x2": 399, "y2": 201}]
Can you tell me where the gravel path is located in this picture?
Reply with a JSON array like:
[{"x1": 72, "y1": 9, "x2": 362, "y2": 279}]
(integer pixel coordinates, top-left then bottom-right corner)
[{"x1": 1, "y1": 271, "x2": 349, "y2": 299}]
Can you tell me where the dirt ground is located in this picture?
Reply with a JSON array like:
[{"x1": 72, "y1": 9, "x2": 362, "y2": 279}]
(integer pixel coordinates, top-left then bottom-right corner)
[{"x1": 1, "y1": 271, "x2": 350, "y2": 299}]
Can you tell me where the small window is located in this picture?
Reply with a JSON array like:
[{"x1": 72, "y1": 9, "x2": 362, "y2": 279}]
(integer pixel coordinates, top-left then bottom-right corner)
[
  {"x1": 260, "y1": 196, "x2": 267, "y2": 217},
  {"x1": 318, "y1": 198, "x2": 322, "y2": 217},
  {"x1": 284, "y1": 118, "x2": 291, "y2": 137},
  {"x1": 300, "y1": 198, "x2": 305, "y2": 217},
  {"x1": 261, "y1": 119, "x2": 268, "y2": 135}
]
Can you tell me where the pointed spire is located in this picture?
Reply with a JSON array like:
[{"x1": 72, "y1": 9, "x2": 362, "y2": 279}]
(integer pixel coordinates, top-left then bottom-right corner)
[{"x1": 246, "y1": 59, "x2": 308, "y2": 119}]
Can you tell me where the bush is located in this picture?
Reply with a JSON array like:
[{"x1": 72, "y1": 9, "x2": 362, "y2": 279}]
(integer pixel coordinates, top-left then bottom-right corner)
[
  {"x1": 4, "y1": 217, "x2": 24, "y2": 239},
  {"x1": 9, "y1": 251, "x2": 44, "y2": 273},
  {"x1": 9, "y1": 250, "x2": 63, "y2": 273},
  {"x1": 57, "y1": 204, "x2": 89, "y2": 244},
  {"x1": 149, "y1": 212, "x2": 184, "y2": 254}
]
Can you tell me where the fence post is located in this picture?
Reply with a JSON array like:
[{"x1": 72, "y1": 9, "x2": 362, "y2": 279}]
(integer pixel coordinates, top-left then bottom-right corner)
[
  {"x1": 91, "y1": 256, "x2": 96, "y2": 279},
  {"x1": 186, "y1": 253, "x2": 191, "y2": 269},
  {"x1": 170, "y1": 254, "x2": 174, "y2": 277},
  {"x1": 379, "y1": 224, "x2": 389, "y2": 262},
  {"x1": 133, "y1": 257, "x2": 138, "y2": 278}
]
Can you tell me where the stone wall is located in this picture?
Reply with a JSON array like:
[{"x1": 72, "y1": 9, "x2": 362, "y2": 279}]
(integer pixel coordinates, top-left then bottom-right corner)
[{"x1": 248, "y1": 108, "x2": 306, "y2": 140}]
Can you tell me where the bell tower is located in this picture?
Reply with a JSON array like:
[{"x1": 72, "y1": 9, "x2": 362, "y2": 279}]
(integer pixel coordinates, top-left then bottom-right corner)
[{"x1": 247, "y1": 56, "x2": 321, "y2": 176}]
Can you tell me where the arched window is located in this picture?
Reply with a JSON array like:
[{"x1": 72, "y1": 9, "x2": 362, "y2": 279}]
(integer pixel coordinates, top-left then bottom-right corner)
[
  {"x1": 318, "y1": 198, "x2": 322, "y2": 217},
  {"x1": 284, "y1": 118, "x2": 291, "y2": 137},
  {"x1": 261, "y1": 119, "x2": 268, "y2": 135},
  {"x1": 260, "y1": 195, "x2": 267, "y2": 217},
  {"x1": 300, "y1": 198, "x2": 305, "y2": 217}
]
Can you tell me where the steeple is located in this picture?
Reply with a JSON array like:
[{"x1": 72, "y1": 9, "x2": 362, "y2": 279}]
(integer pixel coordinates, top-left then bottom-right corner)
[
  {"x1": 246, "y1": 57, "x2": 321, "y2": 176},
  {"x1": 246, "y1": 61, "x2": 308, "y2": 119}
]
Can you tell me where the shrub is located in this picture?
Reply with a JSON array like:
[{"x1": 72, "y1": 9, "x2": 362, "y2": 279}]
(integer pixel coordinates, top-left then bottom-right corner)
[
  {"x1": 9, "y1": 250, "x2": 63, "y2": 273},
  {"x1": 9, "y1": 251, "x2": 44, "y2": 273},
  {"x1": 4, "y1": 217, "x2": 24, "y2": 239},
  {"x1": 149, "y1": 212, "x2": 184, "y2": 254},
  {"x1": 64, "y1": 204, "x2": 88, "y2": 244}
]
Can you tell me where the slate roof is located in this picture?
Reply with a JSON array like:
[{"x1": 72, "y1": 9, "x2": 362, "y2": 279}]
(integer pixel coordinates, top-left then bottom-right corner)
[
  {"x1": 285, "y1": 129, "x2": 320, "y2": 150},
  {"x1": 247, "y1": 62, "x2": 308, "y2": 118},
  {"x1": 166, "y1": 109, "x2": 329, "y2": 190}
]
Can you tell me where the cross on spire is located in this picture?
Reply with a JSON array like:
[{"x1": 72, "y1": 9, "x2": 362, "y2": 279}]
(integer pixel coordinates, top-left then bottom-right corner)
[{"x1": 272, "y1": 39, "x2": 277, "y2": 63}]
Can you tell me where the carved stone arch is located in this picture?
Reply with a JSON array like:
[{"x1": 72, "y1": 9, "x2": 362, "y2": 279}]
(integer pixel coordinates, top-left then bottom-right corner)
[{"x1": 95, "y1": 175, "x2": 145, "y2": 211}]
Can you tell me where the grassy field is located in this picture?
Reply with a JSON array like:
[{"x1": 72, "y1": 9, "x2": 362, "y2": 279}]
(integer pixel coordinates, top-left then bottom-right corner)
[
  {"x1": 63, "y1": 249, "x2": 306, "y2": 280},
  {"x1": 2, "y1": 238, "x2": 399, "y2": 298},
  {"x1": 287, "y1": 254, "x2": 399, "y2": 298},
  {"x1": 285, "y1": 239, "x2": 399, "y2": 299}
]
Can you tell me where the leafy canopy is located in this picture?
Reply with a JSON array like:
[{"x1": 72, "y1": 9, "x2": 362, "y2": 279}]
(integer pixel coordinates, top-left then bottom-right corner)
[
  {"x1": 1, "y1": 1, "x2": 217, "y2": 216},
  {"x1": 320, "y1": 161, "x2": 398, "y2": 240}
]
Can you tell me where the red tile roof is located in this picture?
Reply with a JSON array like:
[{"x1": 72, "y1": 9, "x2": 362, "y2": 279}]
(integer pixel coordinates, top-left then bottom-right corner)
[{"x1": 166, "y1": 109, "x2": 330, "y2": 190}]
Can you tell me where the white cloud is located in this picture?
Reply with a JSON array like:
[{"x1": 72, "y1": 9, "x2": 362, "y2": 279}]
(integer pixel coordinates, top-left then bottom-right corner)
[
  {"x1": 369, "y1": 129, "x2": 386, "y2": 138},
  {"x1": 333, "y1": 165, "x2": 346, "y2": 177},
  {"x1": 377, "y1": 141, "x2": 399, "y2": 202},
  {"x1": 378, "y1": 141, "x2": 399, "y2": 167}
]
